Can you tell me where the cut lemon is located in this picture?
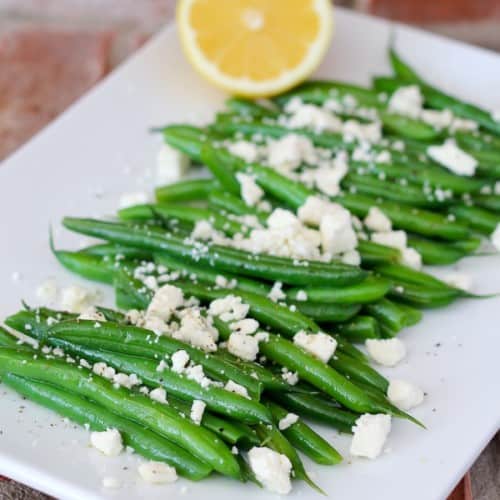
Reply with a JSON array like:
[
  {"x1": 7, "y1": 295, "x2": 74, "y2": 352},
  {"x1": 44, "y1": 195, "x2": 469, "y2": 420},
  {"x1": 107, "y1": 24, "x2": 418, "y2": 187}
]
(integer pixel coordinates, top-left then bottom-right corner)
[{"x1": 176, "y1": 0, "x2": 334, "y2": 97}]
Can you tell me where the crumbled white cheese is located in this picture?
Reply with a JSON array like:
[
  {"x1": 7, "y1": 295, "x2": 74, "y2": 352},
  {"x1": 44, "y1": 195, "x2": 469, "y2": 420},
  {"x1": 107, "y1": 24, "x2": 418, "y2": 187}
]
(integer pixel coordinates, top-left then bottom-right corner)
[
  {"x1": 230, "y1": 318, "x2": 259, "y2": 335},
  {"x1": 365, "y1": 338, "x2": 406, "y2": 367},
  {"x1": 427, "y1": 140, "x2": 477, "y2": 176},
  {"x1": 174, "y1": 309, "x2": 218, "y2": 352},
  {"x1": 371, "y1": 230, "x2": 407, "y2": 251},
  {"x1": 146, "y1": 284, "x2": 184, "y2": 323},
  {"x1": 491, "y1": 223, "x2": 500, "y2": 251},
  {"x1": 209, "y1": 295, "x2": 249, "y2": 322},
  {"x1": 320, "y1": 207, "x2": 358, "y2": 255},
  {"x1": 278, "y1": 413, "x2": 299, "y2": 430},
  {"x1": 267, "y1": 281, "x2": 286, "y2": 302},
  {"x1": 387, "y1": 379, "x2": 424, "y2": 410},
  {"x1": 119, "y1": 191, "x2": 150, "y2": 209},
  {"x1": 297, "y1": 195, "x2": 333, "y2": 226},
  {"x1": 342, "y1": 120, "x2": 381, "y2": 143},
  {"x1": 350, "y1": 414, "x2": 391, "y2": 459},
  {"x1": 184, "y1": 363, "x2": 212, "y2": 388},
  {"x1": 285, "y1": 101, "x2": 342, "y2": 133},
  {"x1": 138, "y1": 461, "x2": 178, "y2": 484},
  {"x1": 443, "y1": 272, "x2": 472, "y2": 292},
  {"x1": 420, "y1": 108, "x2": 453, "y2": 129},
  {"x1": 36, "y1": 279, "x2": 58, "y2": 304},
  {"x1": 227, "y1": 333, "x2": 260, "y2": 361},
  {"x1": 236, "y1": 173, "x2": 264, "y2": 207},
  {"x1": 78, "y1": 306, "x2": 105, "y2": 322},
  {"x1": 281, "y1": 368, "x2": 299, "y2": 386},
  {"x1": 267, "y1": 134, "x2": 315, "y2": 170},
  {"x1": 295, "y1": 290, "x2": 308, "y2": 301},
  {"x1": 93, "y1": 362, "x2": 116, "y2": 380},
  {"x1": 293, "y1": 331, "x2": 337, "y2": 363},
  {"x1": 224, "y1": 380, "x2": 250, "y2": 399},
  {"x1": 228, "y1": 140, "x2": 260, "y2": 163},
  {"x1": 313, "y1": 154, "x2": 349, "y2": 196},
  {"x1": 60, "y1": 285, "x2": 96, "y2": 313},
  {"x1": 248, "y1": 447, "x2": 292, "y2": 495},
  {"x1": 388, "y1": 85, "x2": 423, "y2": 119},
  {"x1": 364, "y1": 206, "x2": 392, "y2": 233},
  {"x1": 191, "y1": 220, "x2": 217, "y2": 241},
  {"x1": 149, "y1": 387, "x2": 168, "y2": 405},
  {"x1": 190, "y1": 400, "x2": 206, "y2": 425},
  {"x1": 156, "y1": 144, "x2": 190, "y2": 186},
  {"x1": 400, "y1": 247, "x2": 422, "y2": 270},
  {"x1": 90, "y1": 428, "x2": 123, "y2": 456},
  {"x1": 171, "y1": 350, "x2": 190, "y2": 373},
  {"x1": 341, "y1": 249, "x2": 361, "y2": 266}
]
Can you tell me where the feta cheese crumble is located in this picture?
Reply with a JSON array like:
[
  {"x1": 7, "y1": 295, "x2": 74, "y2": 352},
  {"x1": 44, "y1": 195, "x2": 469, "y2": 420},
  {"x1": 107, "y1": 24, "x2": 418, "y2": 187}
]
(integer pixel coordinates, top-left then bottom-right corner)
[
  {"x1": 248, "y1": 447, "x2": 292, "y2": 495},
  {"x1": 224, "y1": 380, "x2": 250, "y2": 399},
  {"x1": 60, "y1": 285, "x2": 97, "y2": 313},
  {"x1": 138, "y1": 461, "x2": 178, "y2": 484},
  {"x1": 236, "y1": 172, "x2": 264, "y2": 207},
  {"x1": 227, "y1": 140, "x2": 260, "y2": 163},
  {"x1": 149, "y1": 387, "x2": 168, "y2": 405},
  {"x1": 278, "y1": 413, "x2": 299, "y2": 430},
  {"x1": 387, "y1": 379, "x2": 424, "y2": 410},
  {"x1": 267, "y1": 134, "x2": 315, "y2": 171},
  {"x1": 209, "y1": 295, "x2": 249, "y2": 322},
  {"x1": 190, "y1": 400, "x2": 206, "y2": 425},
  {"x1": 365, "y1": 338, "x2": 406, "y2": 367},
  {"x1": 36, "y1": 279, "x2": 58, "y2": 304},
  {"x1": 427, "y1": 140, "x2": 477, "y2": 176},
  {"x1": 388, "y1": 85, "x2": 423, "y2": 119},
  {"x1": 90, "y1": 428, "x2": 123, "y2": 456},
  {"x1": 400, "y1": 247, "x2": 422, "y2": 270},
  {"x1": 156, "y1": 143, "x2": 190, "y2": 186},
  {"x1": 350, "y1": 414, "x2": 391, "y2": 459},
  {"x1": 293, "y1": 331, "x2": 337, "y2": 363},
  {"x1": 227, "y1": 333, "x2": 260, "y2": 361},
  {"x1": 364, "y1": 206, "x2": 392, "y2": 233},
  {"x1": 371, "y1": 230, "x2": 407, "y2": 251}
]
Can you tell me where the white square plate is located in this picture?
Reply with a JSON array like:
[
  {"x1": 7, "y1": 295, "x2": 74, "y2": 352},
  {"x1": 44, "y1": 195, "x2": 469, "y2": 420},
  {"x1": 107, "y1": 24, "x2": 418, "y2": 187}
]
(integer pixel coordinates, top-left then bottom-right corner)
[{"x1": 0, "y1": 7, "x2": 499, "y2": 500}]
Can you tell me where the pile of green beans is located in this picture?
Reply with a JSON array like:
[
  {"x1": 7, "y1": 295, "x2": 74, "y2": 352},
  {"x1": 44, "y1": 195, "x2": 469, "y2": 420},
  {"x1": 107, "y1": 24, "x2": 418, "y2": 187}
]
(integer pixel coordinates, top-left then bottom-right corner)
[{"x1": 2, "y1": 44, "x2": 499, "y2": 494}]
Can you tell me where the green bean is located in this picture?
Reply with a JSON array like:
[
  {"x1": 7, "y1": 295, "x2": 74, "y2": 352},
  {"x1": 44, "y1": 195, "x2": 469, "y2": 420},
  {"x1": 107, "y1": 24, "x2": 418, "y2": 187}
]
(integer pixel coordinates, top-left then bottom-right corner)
[
  {"x1": 50, "y1": 319, "x2": 263, "y2": 399},
  {"x1": 357, "y1": 239, "x2": 402, "y2": 266},
  {"x1": 333, "y1": 334, "x2": 369, "y2": 363},
  {"x1": 118, "y1": 203, "x2": 247, "y2": 237},
  {"x1": 374, "y1": 263, "x2": 455, "y2": 290},
  {"x1": 406, "y1": 235, "x2": 468, "y2": 265},
  {"x1": 330, "y1": 351, "x2": 389, "y2": 393},
  {"x1": 115, "y1": 269, "x2": 151, "y2": 310},
  {"x1": 45, "y1": 334, "x2": 272, "y2": 425},
  {"x1": 79, "y1": 243, "x2": 152, "y2": 260},
  {"x1": 388, "y1": 48, "x2": 423, "y2": 83},
  {"x1": 448, "y1": 205, "x2": 500, "y2": 234},
  {"x1": 288, "y1": 301, "x2": 362, "y2": 323},
  {"x1": 63, "y1": 218, "x2": 367, "y2": 287},
  {"x1": 336, "y1": 316, "x2": 381, "y2": 342},
  {"x1": 286, "y1": 276, "x2": 391, "y2": 304},
  {"x1": 354, "y1": 160, "x2": 487, "y2": 195},
  {"x1": 274, "y1": 80, "x2": 385, "y2": 109},
  {"x1": 258, "y1": 334, "x2": 421, "y2": 424},
  {"x1": 343, "y1": 172, "x2": 441, "y2": 208},
  {"x1": 2, "y1": 373, "x2": 212, "y2": 480},
  {"x1": 208, "y1": 189, "x2": 269, "y2": 224},
  {"x1": 272, "y1": 392, "x2": 359, "y2": 434},
  {"x1": 266, "y1": 401, "x2": 342, "y2": 465},
  {"x1": 389, "y1": 282, "x2": 461, "y2": 308},
  {"x1": 156, "y1": 178, "x2": 218, "y2": 203},
  {"x1": 379, "y1": 110, "x2": 442, "y2": 141},
  {"x1": 161, "y1": 124, "x2": 207, "y2": 162},
  {"x1": 363, "y1": 299, "x2": 409, "y2": 334},
  {"x1": 339, "y1": 193, "x2": 471, "y2": 241},
  {"x1": 473, "y1": 194, "x2": 500, "y2": 213},
  {"x1": 449, "y1": 237, "x2": 483, "y2": 254},
  {"x1": 226, "y1": 97, "x2": 278, "y2": 118},
  {"x1": 168, "y1": 397, "x2": 259, "y2": 448},
  {"x1": 0, "y1": 348, "x2": 240, "y2": 478}
]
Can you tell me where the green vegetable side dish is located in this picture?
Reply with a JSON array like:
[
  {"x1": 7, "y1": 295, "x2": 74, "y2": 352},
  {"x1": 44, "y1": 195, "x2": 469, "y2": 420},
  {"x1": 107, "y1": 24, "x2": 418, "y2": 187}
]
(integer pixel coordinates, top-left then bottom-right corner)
[{"x1": 2, "y1": 46, "x2": 500, "y2": 496}]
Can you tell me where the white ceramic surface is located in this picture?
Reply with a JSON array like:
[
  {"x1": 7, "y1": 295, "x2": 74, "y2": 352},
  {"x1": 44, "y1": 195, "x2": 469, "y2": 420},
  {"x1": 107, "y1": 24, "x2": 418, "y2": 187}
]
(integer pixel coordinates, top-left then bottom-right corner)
[{"x1": 0, "y1": 8, "x2": 499, "y2": 500}]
